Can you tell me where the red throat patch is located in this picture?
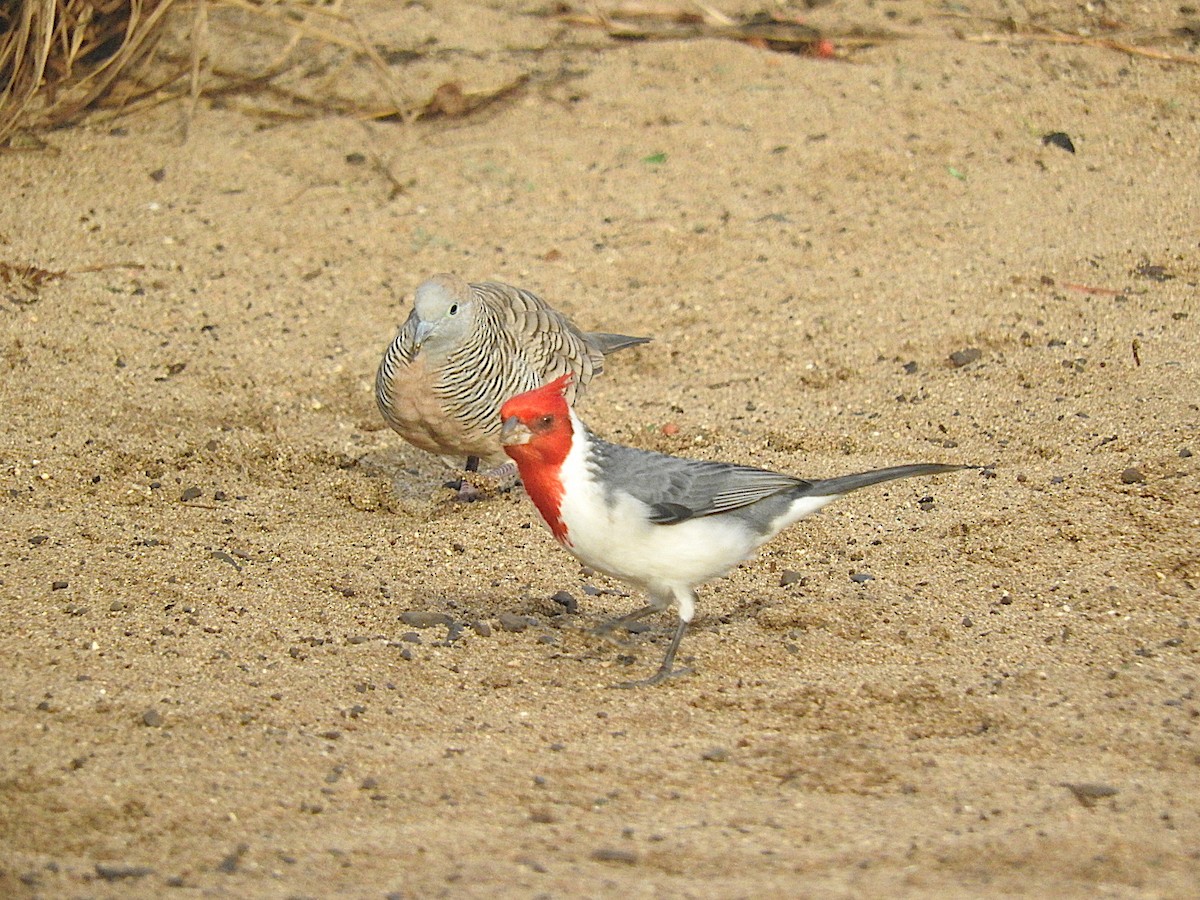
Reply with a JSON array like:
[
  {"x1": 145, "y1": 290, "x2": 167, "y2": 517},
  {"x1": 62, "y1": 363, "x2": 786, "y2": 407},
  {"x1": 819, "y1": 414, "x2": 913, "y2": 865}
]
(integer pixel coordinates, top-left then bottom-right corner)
[{"x1": 500, "y1": 375, "x2": 575, "y2": 544}]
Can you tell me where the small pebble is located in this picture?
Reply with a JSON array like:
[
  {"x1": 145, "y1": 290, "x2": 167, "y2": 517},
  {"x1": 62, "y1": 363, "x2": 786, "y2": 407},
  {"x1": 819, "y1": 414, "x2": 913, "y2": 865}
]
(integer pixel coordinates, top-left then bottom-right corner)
[
  {"x1": 902, "y1": 361, "x2": 919, "y2": 374},
  {"x1": 1134, "y1": 262, "x2": 1172, "y2": 282},
  {"x1": 498, "y1": 612, "x2": 532, "y2": 632},
  {"x1": 1041, "y1": 131, "x2": 1076, "y2": 153},
  {"x1": 701, "y1": 746, "x2": 729, "y2": 762},
  {"x1": 551, "y1": 590, "x2": 578, "y2": 613},
  {"x1": 949, "y1": 348, "x2": 982, "y2": 368},
  {"x1": 399, "y1": 611, "x2": 453, "y2": 628},
  {"x1": 1061, "y1": 782, "x2": 1118, "y2": 807},
  {"x1": 29, "y1": 535, "x2": 48, "y2": 546},
  {"x1": 471, "y1": 620, "x2": 493, "y2": 638},
  {"x1": 591, "y1": 847, "x2": 638, "y2": 864},
  {"x1": 779, "y1": 570, "x2": 805, "y2": 587},
  {"x1": 210, "y1": 550, "x2": 241, "y2": 571},
  {"x1": 1120, "y1": 467, "x2": 1145, "y2": 484},
  {"x1": 216, "y1": 843, "x2": 248, "y2": 874},
  {"x1": 141, "y1": 709, "x2": 163, "y2": 727},
  {"x1": 180, "y1": 486, "x2": 202, "y2": 502},
  {"x1": 95, "y1": 863, "x2": 154, "y2": 881},
  {"x1": 51, "y1": 580, "x2": 68, "y2": 591},
  {"x1": 850, "y1": 572, "x2": 874, "y2": 584}
]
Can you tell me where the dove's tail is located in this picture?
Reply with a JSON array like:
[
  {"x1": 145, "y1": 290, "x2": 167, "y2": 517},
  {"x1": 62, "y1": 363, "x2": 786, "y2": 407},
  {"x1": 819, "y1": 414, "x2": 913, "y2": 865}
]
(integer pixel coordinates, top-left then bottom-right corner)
[{"x1": 587, "y1": 332, "x2": 652, "y2": 355}]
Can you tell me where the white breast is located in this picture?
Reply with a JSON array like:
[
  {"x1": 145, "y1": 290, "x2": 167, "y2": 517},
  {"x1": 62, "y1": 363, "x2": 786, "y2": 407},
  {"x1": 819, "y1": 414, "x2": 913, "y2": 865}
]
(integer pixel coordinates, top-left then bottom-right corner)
[{"x1": 555, "y1": 436, "x2": 761, "y2": 592}]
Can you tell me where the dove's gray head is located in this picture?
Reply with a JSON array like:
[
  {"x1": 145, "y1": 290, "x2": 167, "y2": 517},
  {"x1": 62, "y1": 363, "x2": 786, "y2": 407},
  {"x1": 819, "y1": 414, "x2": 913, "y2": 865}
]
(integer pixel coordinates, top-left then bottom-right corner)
[{"x1": 408, "y1": 274, "x2": 479, "y2": 357}]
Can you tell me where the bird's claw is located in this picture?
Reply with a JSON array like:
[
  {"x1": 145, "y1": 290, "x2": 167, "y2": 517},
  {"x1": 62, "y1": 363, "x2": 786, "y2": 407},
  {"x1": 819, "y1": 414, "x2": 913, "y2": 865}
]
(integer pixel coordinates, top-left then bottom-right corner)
[
  {"x1": 443, "y1": 460, "x2": 520, "y2": 502},
  {"x1": 613, "y1": 664, "x2": 693, "y2": 689},
  {"x1": 444, "y1": 477, "x2": 483, "y2": 502}
]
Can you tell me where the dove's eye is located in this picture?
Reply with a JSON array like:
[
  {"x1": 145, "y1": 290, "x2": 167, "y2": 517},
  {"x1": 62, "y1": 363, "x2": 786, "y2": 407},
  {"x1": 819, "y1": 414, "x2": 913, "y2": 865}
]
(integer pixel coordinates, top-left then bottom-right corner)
[{"x1": 448, "y1": 304, "x2": 458, "y2": 315}]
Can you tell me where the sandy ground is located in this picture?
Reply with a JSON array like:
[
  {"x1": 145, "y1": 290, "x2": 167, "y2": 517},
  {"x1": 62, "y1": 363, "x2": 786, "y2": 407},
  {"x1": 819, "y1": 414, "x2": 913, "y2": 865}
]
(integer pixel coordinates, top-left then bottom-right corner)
[{"x1": 2, "y1": 0, "x2": 1199, "y2": 895}]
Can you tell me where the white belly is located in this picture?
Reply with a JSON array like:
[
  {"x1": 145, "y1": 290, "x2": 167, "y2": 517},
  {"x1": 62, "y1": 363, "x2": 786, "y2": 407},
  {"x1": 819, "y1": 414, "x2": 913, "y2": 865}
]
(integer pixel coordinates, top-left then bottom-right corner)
[{"x1": 557, "y1": 482, "x2": 756, "y2": 588}]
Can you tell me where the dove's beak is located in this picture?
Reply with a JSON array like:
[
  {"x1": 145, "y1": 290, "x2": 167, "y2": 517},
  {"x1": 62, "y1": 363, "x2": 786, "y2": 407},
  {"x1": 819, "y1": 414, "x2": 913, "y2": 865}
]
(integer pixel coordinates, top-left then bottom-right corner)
[
  {"x1": 413, "y1": 320, "x2": 435, "y2": 347},
  {"x1": 500, "y1": 417, "x2": 531, "y2": 447}
]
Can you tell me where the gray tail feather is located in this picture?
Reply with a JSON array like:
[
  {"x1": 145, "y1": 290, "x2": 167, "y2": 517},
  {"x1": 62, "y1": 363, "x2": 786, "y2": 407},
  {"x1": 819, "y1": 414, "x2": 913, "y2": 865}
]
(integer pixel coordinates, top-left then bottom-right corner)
[
  {"x1": 805, "y1": 464, "x2": 972, "y2": 497},
  {"x1": 588, "y1": 332, "x2": 652, "y2": 354}
]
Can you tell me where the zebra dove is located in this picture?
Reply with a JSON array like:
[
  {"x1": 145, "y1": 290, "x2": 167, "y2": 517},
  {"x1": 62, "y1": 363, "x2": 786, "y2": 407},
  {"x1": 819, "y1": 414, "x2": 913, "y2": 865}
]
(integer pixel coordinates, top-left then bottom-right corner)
[{"x1": 375, "y1": 273, "x2": 649, "y2": 486}]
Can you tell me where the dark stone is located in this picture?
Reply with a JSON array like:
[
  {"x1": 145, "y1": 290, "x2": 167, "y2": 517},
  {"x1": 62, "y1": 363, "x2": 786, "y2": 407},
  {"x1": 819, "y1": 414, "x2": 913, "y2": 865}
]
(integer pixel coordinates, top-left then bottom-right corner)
[
  {"x1": 1041, "y1": 131, "x2": 1076, "y2": 153},
  {"x1": 949, "y1": 347, "x2": 982, "y2": 368},
  {"x1": 399, "y1": 611, "x2": 453, "y2": 628},
  {"x1": 551, "y1": 590, "x2": 578, "y2": 613}
]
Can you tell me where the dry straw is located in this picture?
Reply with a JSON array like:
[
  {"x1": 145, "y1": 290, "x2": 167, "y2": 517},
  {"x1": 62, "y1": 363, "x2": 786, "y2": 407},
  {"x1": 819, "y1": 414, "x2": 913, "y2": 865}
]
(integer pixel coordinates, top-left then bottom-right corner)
[
  {"x1": 0, "y1": 0, "x2": 405, "y2": 146},
  {"x1": 0, "y1": 0, "x2": 186, "y2": 145}
]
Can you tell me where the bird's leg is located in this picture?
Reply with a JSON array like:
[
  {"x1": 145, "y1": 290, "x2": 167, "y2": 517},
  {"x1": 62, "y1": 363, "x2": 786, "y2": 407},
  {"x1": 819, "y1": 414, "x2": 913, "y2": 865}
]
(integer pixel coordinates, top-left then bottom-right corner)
[
  {"x1": 616, "y1": 618, "x2": 691, "y2": 689},
  {"x1": 594, "y1": 591, "x2": 694, "y2": 687}
]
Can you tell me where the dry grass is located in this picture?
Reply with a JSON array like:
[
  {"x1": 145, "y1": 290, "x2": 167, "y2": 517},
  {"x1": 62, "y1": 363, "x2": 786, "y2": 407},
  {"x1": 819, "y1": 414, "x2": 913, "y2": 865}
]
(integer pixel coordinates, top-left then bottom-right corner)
[
  {"x1": 0, "y1": 0, "x2": 407, "y2": 147},
  {"x1": 0, "y1": 0, "x2": 185, "y2": 145}
]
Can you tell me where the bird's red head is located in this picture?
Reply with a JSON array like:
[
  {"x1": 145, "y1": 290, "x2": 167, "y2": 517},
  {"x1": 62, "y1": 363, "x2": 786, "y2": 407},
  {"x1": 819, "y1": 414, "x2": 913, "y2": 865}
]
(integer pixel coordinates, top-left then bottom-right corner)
[
  {"x1": 499, "y1": 374, "x2": 575, "y2": 543},
  {"x1": 500, "y1": 373, "x2": 573, "y2": 428}
]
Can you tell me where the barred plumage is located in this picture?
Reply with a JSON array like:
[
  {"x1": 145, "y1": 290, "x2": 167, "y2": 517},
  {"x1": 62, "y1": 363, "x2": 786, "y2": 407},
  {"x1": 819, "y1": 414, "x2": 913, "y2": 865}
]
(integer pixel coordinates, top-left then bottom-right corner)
[{"x1": 375, "y1": 273, "x2": 649, "y2": 476}]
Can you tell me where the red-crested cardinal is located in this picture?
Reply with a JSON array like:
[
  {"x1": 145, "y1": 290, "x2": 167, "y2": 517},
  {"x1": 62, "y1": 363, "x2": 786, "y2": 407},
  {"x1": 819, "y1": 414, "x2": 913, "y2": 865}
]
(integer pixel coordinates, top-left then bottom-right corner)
[{"x1": 499, "y1": 374, "x2": 972, "y2": 686}]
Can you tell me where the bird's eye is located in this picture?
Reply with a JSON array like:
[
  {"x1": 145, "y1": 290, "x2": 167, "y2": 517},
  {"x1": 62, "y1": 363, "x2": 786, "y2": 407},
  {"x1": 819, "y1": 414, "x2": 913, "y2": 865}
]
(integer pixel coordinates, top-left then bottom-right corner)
[
  {"x1": 537, "y1": 414, "x2": 554, "y2": 430},
  {"x1": 448, "y1": 304, "x2": 458, "y2": 315}
]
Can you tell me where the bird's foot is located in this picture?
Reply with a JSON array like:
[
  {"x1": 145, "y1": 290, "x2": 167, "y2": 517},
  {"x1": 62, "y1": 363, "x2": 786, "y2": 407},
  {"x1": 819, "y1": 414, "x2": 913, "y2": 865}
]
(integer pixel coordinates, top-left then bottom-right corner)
[
  {"x1": 443, "y1": 476, "x2": 484, "y2": 502},
  {"x1": 443, "y1": 461, "x2": 520, "y2": 502},
  {"x1": 614, "y1": 664, "x2": 694, "y2": 689}
]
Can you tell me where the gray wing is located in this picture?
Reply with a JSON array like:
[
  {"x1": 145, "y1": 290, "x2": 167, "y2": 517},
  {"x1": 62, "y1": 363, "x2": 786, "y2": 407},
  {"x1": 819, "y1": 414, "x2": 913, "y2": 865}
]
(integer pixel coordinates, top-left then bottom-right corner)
[{"x1": 592, "y1": 439, "x2": 806, "y2": 524}]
